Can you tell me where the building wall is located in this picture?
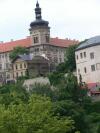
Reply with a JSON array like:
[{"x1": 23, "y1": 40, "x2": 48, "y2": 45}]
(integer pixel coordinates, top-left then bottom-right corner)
[
  {"x1": 75, "y1": 45, "x2": 100, "y2": 83},
  {"x1": 13, "y1": 59, "x2": 28, "y2": 79},
  {"x1": 0, "y1": 52, "x2": 13, "y2": 82}
]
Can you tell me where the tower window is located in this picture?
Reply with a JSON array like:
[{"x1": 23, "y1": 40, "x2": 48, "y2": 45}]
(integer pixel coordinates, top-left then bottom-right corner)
[
  {"x1": 33, "y1": 36, "x2": 39, "y2": 44},
  {"x1": 45, "y1": 35, "x2": 49, "y2": 43}
]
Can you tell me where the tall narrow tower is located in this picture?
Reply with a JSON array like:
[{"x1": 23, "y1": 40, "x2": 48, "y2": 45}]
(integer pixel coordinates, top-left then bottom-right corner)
[{"x1": 30, "y1": 1, "x2": 50, "y2": 46}]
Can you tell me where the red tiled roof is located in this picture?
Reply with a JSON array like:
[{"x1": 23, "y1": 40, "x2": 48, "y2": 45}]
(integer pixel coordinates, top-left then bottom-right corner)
[
  {"x1": 0, "y1": 37, "x2": 78, "y2": 53},
  {"x1": 50, "y1": 37, "x2": 78, "y2": 47}
]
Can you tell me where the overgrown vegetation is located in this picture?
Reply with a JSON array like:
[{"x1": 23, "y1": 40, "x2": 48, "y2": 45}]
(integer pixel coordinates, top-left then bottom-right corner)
[{"x1": 10, "y1": 46, "x2": 29, "y2": 60}]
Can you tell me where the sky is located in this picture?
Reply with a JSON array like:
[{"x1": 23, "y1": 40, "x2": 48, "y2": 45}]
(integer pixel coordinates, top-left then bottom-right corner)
[{"x1": 0, "y1": 0, "x2": 100, "y2": 42}]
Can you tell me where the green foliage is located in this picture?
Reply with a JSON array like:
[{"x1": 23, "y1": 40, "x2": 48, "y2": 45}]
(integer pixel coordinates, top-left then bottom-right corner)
[
  {"x1": 53, "y1": 100, "x2": 91, "y2": 133},
  {"x1": 0, "y1": 82, "x2": 29, "y2": 106},
  {"x1": 0, "y1": 70, "x2": 100, "y2": 133},
  {"x1": 56, "y1": 45, "x2": 78, "y2": 73},
  {"x1": 48, "y1": 72, "x2": 64, "y2": 86},
  {"x1": 65, "y1": 45, "x2": 77, "y2": 72},
  {"x1": 29, "y1": 83, "x2": 55, "y2": 100},
  {"x1": 10, "y1": 46, "x2": 29, "y2": 60},
  {"x1": 0, "y1": 94, "x2": 75, "y2": 133}
]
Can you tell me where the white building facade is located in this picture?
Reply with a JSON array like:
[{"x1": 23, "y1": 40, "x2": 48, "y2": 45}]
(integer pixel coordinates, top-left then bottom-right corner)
[{"x1": 75, "y1": 36, "x2": 100, "y2": 84}]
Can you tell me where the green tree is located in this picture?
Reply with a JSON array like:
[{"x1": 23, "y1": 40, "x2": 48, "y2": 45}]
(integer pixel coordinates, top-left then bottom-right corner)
[
  {"x1": 53, "y1": 100, "x2": 91, "y2": 133},
  {"x1": 55, "y1": 45, "x2": 78, "y2": 73},
  {"x1": 65, "y1": 45, "x2": 77, "y2": 72},
  {"x1": 0, "y1": 82, "x2": 29, "y2": 106},
  {"x1": 0, "y1": 94, "x2": 76, "y2": 133},
  {"x1": 10, "y1": 46, "x2": 29, "y2": 60}
]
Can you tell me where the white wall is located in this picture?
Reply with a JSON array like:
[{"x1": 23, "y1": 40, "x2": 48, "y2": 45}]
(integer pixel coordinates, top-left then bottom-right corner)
[{"x1": 75, "y1": 45, "x2": 100, "y2": 83}]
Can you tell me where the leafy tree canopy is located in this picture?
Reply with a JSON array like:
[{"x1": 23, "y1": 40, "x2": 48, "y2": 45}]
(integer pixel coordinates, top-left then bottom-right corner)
[
  {"x1": 0, "y1": 94, "x2": 76, "y2": 133},
  {"x1": 10, "y1": 46, "x2": 29, "y2": 60}
]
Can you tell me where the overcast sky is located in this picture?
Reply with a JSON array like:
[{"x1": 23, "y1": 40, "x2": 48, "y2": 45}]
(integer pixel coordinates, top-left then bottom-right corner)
[{"x1": 0, "y1": 0, "x2": 100, "y2": 42}]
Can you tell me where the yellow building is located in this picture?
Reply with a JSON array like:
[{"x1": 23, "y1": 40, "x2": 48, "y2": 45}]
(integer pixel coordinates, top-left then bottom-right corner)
[{"x1": 12, "y1": 54, "x2": 51, "y2": 80}]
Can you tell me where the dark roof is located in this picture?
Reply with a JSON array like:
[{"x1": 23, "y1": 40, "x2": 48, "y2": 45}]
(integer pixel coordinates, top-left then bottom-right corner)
[
  {"x1": 76, "y1": 36, "x2": 100, "y2": 51},
  {"x1": 30, "y1": 19, "x2": 49, "y2": 27},
  {"x1": 12, "y1": 54, "x2": 32, "y2": 63},
  {"x1": 19, "y1": 55, "x2": 32, "y2": 61}
]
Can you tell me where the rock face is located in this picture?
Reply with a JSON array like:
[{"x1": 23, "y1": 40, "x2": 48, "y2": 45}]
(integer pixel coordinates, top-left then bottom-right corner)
[{"x1": 23, "y1": 77, "x2": 50, "y2": 90}]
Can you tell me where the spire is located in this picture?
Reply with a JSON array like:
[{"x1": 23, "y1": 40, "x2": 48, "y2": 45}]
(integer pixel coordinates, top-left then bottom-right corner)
[
  {"x1": 35, "y1": 1, "x2": 42, "y2": 20},
  {"x1": 36, "y1": 1, "x2": 39, "y2": 7}
]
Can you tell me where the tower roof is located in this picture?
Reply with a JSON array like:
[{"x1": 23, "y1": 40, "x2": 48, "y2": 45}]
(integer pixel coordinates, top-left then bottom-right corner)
[{"x1": 30, "y1": 1, "x2": 49, "y2": 28}]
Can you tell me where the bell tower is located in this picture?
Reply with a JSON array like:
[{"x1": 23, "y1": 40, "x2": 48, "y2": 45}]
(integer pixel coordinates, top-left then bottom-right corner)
[{"x1": 29, "y1": 1, "x2": 50, "y2": 46}]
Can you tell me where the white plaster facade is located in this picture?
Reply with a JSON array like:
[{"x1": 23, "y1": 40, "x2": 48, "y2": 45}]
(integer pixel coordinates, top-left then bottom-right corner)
[{"x1": 75, "y1": 36, "x2": 100, "y2": 84}]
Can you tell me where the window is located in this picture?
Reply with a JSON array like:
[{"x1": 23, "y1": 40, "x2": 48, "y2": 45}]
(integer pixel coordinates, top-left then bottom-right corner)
[
  {"x1": 45, "y1": 35, "x2": 49, "y2": 43},
  {"x1": 0, "y1": 74, "x2": 2, "y2": 79},
  {"x1": 80, "y1": 53, "x2": 83, "y2": 58},
  {"x1": 35, "y1": 48, "x2": 39, "y2": 52},
  {"x1": 90, "y1": 52, "x2": 94, "y2": 59},
  {"x1": 16, "y1": 72, "x2": 18, "y2": 78},
  {"x1": 16, "y1": 64, "x2": 18, "y2": 70},
  {"x1": 20, "y1": 64, "x2": 22, "y2": 69},
  {"x1": 91, "y1": 65, "x2": 95, "y2": 71},
  {"x1": 84, "y1": 67, "x2": 87, "y2": 73},
  {"x1": 76, "y1": 55, "x2": 78, "y2": 60},
  {"x1": 24, "y1": 63, "x2": 27, "y2": 68},
  {"x1": 78, "y1": 69, "x2": 80, "y2": 74},
  {"x1": 2, "y1": 54, "x2": 4, "y2": 58},
  {"x1": 6, "y1": 63, "x2": 10, "y2": 69},
  {"x1": 33, "y1": 36, "x2": 39, "y2": 44},
  {"x1": 0, "y1": 64, "x2": 2, "y2": 70},
  {"x1": 21, "y1": 72, "x2": 23, "y2": 76},
  {"x1": 59, "y1": 58, "x2": 62, "y2": 63},
  {"x1": 84, "y1": 52, "x2": 86, "y2": 58},
  {"x1": 96, "y1": 63, "x2": 100, "y2": 70},
  {"x1": 6, "y1": 74, "x2": 10, "y2": 79}
]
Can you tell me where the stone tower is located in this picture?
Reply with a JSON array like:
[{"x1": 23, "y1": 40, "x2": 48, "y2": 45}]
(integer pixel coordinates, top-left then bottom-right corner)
[{"x1": 30, "y1": 1, "x2": 50, "y2": 46}]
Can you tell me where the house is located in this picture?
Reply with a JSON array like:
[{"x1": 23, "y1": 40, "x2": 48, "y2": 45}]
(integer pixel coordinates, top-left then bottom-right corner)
[
  {"x1": 75, "y1": 36, "x2": 100, "y2": 84},
  {"x1": 12, "y1": 54, "x2": 53, "y2": 81}
]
